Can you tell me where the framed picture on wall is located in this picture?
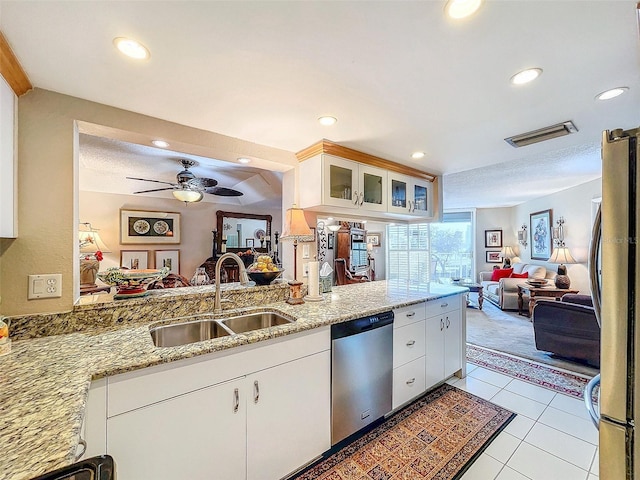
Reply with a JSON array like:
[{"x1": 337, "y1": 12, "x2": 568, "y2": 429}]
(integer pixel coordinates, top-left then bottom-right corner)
[
  {"x1": 155, "y1": 250, "x2": 180, "y2": 275},
  {"x1": 484, "y1": 229, "x2": 502, "y2": 248},
  {"x1": 120, "y1": 209, "x2": 181, "y2": 244},
  {"x1": 367, "y1": 232, "x2": 382, "y2": 247},
  {"x1": 120, "y1": 250, "x2": 149, "y2": 270},
  {"x1": 530, "y1": 209, "x2": 553, "y2": 260},
  {"x1": 486, "y1": 251, "x2": 502, "y2": 263}
]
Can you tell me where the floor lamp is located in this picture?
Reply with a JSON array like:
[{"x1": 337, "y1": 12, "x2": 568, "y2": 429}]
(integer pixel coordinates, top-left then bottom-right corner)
[{"x1": 280, "y1": 204, "x2": 312, "y2": 305}]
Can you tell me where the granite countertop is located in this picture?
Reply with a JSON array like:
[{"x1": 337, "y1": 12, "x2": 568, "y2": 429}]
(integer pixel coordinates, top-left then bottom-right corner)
[{"x1": 0, "y1": 281, "x2": 467, "y2": 480}]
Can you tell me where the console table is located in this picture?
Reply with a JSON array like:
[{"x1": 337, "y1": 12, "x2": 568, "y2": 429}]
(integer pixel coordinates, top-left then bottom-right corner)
[
  {"x1": 452, "y1": 281, "x2": 483, "y2": 310},
  {"x1": 517, "y1": 285, "x2": 579, "y2": 317}
]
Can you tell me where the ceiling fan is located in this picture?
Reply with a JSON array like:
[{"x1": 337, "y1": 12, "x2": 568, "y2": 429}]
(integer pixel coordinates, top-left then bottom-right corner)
[{"x1": 127, "y1": 159, "x2": 243, "y2": 203}]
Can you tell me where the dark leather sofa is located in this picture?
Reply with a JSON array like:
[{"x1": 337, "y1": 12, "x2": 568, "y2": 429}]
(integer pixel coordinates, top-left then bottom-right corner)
[{"x1": 532, "y1": 294, "x2": 600, "y2": 368}]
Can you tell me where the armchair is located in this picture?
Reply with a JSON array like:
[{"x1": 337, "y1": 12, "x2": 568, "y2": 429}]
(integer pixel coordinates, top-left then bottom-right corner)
[
  {"x1": 334, "y1": 258, "x2": 369, "y2": 286},
  {"x1": 532, "y1": 294, "x2": 600, "y2": 367}
]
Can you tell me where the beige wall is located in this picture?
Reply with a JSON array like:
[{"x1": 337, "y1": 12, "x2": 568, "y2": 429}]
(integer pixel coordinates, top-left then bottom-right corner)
[
  {"x1": 476, "y1": 178, "x2": 602, "y2": 294},
  {"x1": 80, "y1": 191, "x2": 282, "y2": 281},
  {"x1": 2, "y1": 88, "x2": 296, "y2": 316}
]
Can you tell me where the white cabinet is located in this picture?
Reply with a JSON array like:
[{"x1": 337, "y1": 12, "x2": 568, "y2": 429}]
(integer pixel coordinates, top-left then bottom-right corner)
[
  {"x1": 300, "y1": 154, "x2": 388, "y2": 213},
  {"x1": 425, "y1": 297, "x2": 463, "y2": 389},
  {"x1": 392, "y1": 302, "x2": 426, "y2": 409},
  {"x1": 108, "y1": 378, "x2": 246, "y2": 480},
  {"x1": 87, "y1": 328, "x2": 331, "y2": 480},
  {"x1": 387, "y1": 172, "x2": 434, "y2": 218},
  {"x1": 0, "y1": 74, "x2": 17, "y2": 238}
]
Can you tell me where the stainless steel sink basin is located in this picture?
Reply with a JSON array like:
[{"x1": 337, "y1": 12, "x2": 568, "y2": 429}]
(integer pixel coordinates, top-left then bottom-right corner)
[
  {"x1": 150, "y1": 319, "x2": 231, "y2": 348},
  {"x1": 150, "y1": 311, "x2": 293, "y2": 347},
  {"x1": 220, "y1": 312, "x2": 292, "y2": 334}
]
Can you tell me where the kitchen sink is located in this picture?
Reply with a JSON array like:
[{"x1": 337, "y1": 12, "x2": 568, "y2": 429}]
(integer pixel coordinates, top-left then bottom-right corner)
[
  {"x1": 220, "y1": 312, "x2": 293, "y2": 334},
  {"x1": 149, "y1": 311, "x2": 293, "y2": 347},
  {"x1": 150, "y1": 319, "x2": 232, "y2": 348}
]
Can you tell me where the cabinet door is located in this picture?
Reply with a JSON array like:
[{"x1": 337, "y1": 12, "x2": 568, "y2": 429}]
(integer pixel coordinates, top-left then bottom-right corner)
[
  {"x1": 393, "y1": 356, "x2": 426, "y2": 410},
  {"x1": 247, "y1": 350, "x2": 331, "y2": 480},
  {"x1": 443, "y1": 308, "x2": 462, "y2": 378},
  {"x1": 393, "y1": 320, "x2": 426, "y2": 368},
  {"x1": 359, "y1": 164, "x2": 387, "y2": 212},
  {"x1": 411, "y1": 178, "x2": 433, "y2": 218},
  {"x1": 322, "y1": 154, "x2": 359, "y2": 208},
  {"x1": 0, "y1": 75, "x2": 16, "y2": 238},
  {"x1": 107, "y1": 378, "x2": 246, "y2": 480},
  {"x1": 387, "y1": 173, "x2": 412, "y2": 215},
  {"x1": 424, "y1": 315, "x2": 445, "y2": 389}
]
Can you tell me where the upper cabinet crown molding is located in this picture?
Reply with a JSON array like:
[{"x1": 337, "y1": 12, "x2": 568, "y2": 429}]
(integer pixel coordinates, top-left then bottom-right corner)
[
  {"x1": 296, "y1": 139, "x2": 437, "y2": 183},
  {"x1": 0, "y1": 31, "x2": 32, "y2": 96}
]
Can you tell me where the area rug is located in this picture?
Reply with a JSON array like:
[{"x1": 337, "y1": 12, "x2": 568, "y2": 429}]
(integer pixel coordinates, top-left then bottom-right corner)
[
  {"x1": 467, "y1": 344, "x2": 595, "y2": 399},
  {"x1": 465, "y1": 296, "x2": 599, "y2": 377},
  {"x1": 291, "y1": 384, "x2": 515, "y2": 480}
]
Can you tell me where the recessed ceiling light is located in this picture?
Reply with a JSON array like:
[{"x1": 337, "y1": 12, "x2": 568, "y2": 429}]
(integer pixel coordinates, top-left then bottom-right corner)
[
  {"x1": 318, "y1": 116, "x2": 337, "y2": 126},
  {"x1": 445, "y1": 0, "x2": 483, "y2": 19},
  {"x1": 237, "y1": 157, "x2": 251, "y2": 164},
  {"x1": 113, "y1": 37, "x2": 150, "y2": 60},
  {"x1": 595, "y1": 87, "x2": 629, "y2": 101},
  {"x1": 151, "y1": 140, "x2": 169, "y2": 148},
  {"x1": 411, "y1": 151, "x2": 426, "y2": 159},
  {"x1": 510, "y1": 68, "x2": 543, "y2": 85}
]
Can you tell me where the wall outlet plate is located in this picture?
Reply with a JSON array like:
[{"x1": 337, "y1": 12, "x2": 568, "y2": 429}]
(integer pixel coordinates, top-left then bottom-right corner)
[
  {"x1": 303, "y1": 263, "x2": 309, "y2": 277},
  {"x1": 28, "y1": 274, "x2": 62, "y2": 299}
]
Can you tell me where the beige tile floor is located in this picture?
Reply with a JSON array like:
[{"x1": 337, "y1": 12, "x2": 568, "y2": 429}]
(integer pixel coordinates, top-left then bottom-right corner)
[{"x1": 447, "y1": 363, "x2": 599, "y2": 480}]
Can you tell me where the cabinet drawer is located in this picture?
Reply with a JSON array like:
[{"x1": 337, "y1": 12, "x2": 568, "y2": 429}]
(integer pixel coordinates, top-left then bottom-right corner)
[
  {"x1": 393, "y1": 320, "x2": 425, "y2": 367},
  {"x1": 424, "y1": 296, "x2": 460, "y2": 318},
  {"x1": 393, "y1": 302, "x2": 426, "y2": 328},
  {"x1": 392, "y1": 356, "x2": 426, "y2": 410}
]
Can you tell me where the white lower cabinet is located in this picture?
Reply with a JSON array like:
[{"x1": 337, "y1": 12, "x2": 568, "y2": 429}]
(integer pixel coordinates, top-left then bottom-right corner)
[
  {"x1": 107, "y1": 377, "x2": 246, "y2": 480},
  {"x1": 92, "y1": 329, "x2": 331, "y2": 480},
  {"x1": 425, "y1": 305, "x2": 463, "y2": 389},
  {"x1": 392, "y1": 356, "x2": 426, "y2": 409}
]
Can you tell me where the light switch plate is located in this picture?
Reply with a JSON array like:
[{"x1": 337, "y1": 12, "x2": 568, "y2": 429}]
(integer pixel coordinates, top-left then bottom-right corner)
[
  {"x1": 28, "y1": 274, "x2": 62, "y2": 299},
  {"x1": 302, "y1": 244, "x2": 310, "y2": 259}
]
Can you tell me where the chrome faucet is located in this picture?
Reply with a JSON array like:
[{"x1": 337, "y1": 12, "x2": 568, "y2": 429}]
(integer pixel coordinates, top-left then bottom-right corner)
[{"x1": 214, "y1": 252, "x2": 250, "y2": 313}]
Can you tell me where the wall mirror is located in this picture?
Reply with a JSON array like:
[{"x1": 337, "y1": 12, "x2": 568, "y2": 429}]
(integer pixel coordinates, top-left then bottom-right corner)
[{"x1": 216, "y1": 211, "x2": 272, "y2": 252}]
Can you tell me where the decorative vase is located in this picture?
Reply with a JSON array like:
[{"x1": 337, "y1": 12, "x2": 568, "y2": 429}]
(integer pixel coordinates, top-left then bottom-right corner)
[{"x1": 80, "y1": 258, "x2": 100, "y2": 287}]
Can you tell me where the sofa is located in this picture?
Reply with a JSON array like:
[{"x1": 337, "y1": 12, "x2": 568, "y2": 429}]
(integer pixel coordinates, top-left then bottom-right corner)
[
  {"x1": 532, "y1": 294, "x2": 600, "y2": 367},
  {"x1": 479, "y1": 262, "x2": 556, "y2": 310}
]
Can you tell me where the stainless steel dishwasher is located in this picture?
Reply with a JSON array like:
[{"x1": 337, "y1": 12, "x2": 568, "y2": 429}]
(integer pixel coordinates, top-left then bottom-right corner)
[{"x1": 331, "y1": 311, "x2": 394, "y2": 445}]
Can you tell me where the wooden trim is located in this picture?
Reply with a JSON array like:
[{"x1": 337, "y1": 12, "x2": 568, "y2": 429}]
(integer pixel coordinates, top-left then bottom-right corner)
[
  {"x1": 295, "y1": 139, "x2": 437, "y2": 182},
  {"x1": 0, "y1": 31, "x2": 32, "y2": 96}
]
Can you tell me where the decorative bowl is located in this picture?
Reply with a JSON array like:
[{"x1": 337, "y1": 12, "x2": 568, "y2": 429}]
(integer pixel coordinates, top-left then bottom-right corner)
[
  {"x1": 247, "y1": 269, "x2": 284, "y2": 286},
  {"x1": 98, "y1": 267, "x2": 170, "y2": 299}
]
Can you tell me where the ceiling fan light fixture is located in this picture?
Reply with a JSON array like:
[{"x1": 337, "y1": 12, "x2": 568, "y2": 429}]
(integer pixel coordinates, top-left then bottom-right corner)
[
  {"x1": 596, "y1": 87, "x2": 628, "y2": 101},
  {"x1": 151, "y1": 140, "x2": 169, "y2": 148},
  {"x1": 172, "y1": 189, "x2": 203, "y2": 203},
  {"x1": 113, "y1": 37, "x2": 150, "y2": 60},
  {"x1": 445, "y1": 0, "x2": 483, "y2": 19},
  {"x1": 510, "y1": 68, "x2": 543, "y2": 85}
]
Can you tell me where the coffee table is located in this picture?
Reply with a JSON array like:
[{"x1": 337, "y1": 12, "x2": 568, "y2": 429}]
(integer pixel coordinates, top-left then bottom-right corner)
[
  {"x1": 517, "y1": 284, "x2": 579, "y2": 317},
  {"x1": 453, "y1": 281, "x2": 483, "y2": 310}
]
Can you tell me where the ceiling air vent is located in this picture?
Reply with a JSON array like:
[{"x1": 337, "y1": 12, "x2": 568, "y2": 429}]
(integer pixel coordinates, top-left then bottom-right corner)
[{"x1": 505, "y1": 121, "x2": 578, "y2": 148}]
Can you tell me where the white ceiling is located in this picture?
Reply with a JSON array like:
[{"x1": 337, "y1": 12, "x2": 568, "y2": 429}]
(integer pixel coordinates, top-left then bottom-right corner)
[{"x1": 2, "y1": 1, "x2": 639, "y2": 208}]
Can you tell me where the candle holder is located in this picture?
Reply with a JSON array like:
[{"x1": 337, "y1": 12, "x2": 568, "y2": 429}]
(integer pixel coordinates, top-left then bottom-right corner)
[{"x1": 287, "y1": 280, "x2": 305, "y2": 305}]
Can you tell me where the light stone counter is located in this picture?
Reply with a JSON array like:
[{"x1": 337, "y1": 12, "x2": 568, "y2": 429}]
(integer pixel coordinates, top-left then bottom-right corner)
[{"x1": 0, "y1": 280, "x2": 467, "y2": 480}]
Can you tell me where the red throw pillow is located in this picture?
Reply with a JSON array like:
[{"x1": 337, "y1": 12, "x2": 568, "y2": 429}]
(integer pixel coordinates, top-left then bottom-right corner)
[
  {"x1": 490, "y1": 268, "x2": 513, "y2": 281},
  {"x1": 510, "y1": 272, "x2": 528, "y2": 279}
]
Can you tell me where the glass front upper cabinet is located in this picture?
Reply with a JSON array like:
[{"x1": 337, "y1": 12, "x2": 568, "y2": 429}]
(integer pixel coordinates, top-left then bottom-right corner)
[
  {"x1": 323, "y1": 155, "x2": 387, "y2": 211},
  {"x1": 387, "y1": 172, "x2": 434, "y2": 218}
]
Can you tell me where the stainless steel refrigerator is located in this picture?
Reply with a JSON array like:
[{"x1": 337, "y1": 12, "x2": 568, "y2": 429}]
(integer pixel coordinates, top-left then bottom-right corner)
[{"x1": 585, "y1": 126, "x2": 639, "y2": 479}]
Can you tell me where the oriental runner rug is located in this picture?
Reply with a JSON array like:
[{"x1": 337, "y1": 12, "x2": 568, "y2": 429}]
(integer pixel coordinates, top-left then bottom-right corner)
[
  {"x1": 466, "y1": 344, "x2": 594, "y2": 399},
  {"x1": 291, "y1": 384, "x2": 514, "y2": 480}
]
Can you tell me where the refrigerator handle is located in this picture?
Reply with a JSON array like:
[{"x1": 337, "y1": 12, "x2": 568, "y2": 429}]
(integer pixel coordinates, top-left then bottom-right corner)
[
  {"x1": 588, "y1": 204, "x2": 602, "y2": 328},
  {"x1": 584, "y1": 373, "x2": 600, "y2": 430}
]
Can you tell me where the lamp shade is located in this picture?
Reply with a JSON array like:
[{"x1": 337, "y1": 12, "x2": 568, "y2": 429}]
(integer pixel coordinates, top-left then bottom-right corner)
[
  {"x1": 172, "y1": 189, "x2": 203, "y2": 203},
  {"x1": 280, "y1": 204, "x2": 312, "y2": 241},
  {"x1": 501, "y1": 245, "x2": 516, "y2": 259},
  {"x1": 79, "y1": 225, "x2": 111, "y2": 253},
  {"x1": 547, "y1": 247, "x2": 577, "y2": 265}
]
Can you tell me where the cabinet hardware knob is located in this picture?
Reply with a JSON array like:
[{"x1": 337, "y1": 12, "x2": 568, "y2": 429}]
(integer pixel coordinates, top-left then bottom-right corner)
[
  {"x1": 446, "y1": 317, "x2": 450, "y2": 328},
  {"x1": 441, "y1": 303, "x2": 448, "y2": 308},
  {"x1": 233, "y1": 388, "x2": 239, "y2": 413},
  {"x1": 353, "y1": 191, "x2": 359, "y2": 205},
  {"x1": 440, "y1": 319, "x2": 444, "y2": 331},
  {"x1": 254, "y1": 380, "x2": 260, "y2": 404},
  {"x1": 406, "y1": 378, "x2": 416, "y2": 385},
  {"x1": 406, "y1": 312, "x2": 416, "y2": 317},
  {"x1": 359, "y1": 192, "x2": 364, "y2": 206},
  {"x1": 406, "y1": 340, "x2": 416, "y2": 346}
]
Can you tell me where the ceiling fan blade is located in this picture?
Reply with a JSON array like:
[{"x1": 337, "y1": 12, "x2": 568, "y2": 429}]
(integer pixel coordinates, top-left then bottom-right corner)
[
  {"x1": 188, "y1": 177, "x2": 218, "y2": 188},
  {"x1": 133, "y1": 187, "x2": 176, "y2": 194},
  {"x1": 127, "y1": 177, "x2": 177, "y2": 187},
  {"x1": 206, "y1": 186, "x2": 244, "y2": 197}
]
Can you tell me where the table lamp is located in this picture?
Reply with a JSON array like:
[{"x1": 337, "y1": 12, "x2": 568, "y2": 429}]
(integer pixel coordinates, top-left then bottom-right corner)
[
  {"x1": 547, "y1": 246, "x2": 577, "y2": 289},
  {"x1": 500, "y1": 245, "x2": 516, "y2": 268},
  {"x1": 79, "y1": 223, "x2": 112, "y2": 287},
  {"x1": 280, "y1": 204, "x2": 312, "y2": 304}
]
